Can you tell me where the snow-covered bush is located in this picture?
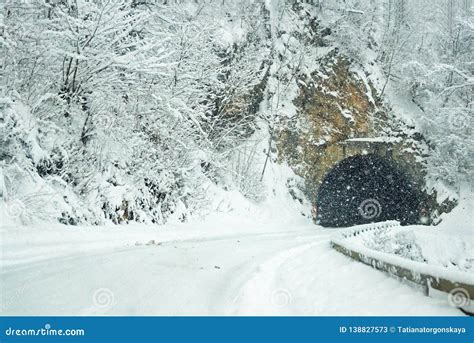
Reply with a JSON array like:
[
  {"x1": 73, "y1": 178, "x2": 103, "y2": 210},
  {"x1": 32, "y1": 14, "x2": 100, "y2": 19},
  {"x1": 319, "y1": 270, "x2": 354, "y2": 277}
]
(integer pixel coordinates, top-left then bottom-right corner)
[{"x1": 1, "y1": 0, "x2": 271, "y2": 225}]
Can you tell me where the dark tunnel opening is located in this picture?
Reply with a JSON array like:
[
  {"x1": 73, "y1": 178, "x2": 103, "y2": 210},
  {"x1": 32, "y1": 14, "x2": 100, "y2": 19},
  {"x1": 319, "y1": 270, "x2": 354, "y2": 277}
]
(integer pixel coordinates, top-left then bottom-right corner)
[{"x1": 316, "y1": 154, "x2": 421, "y2": 228}]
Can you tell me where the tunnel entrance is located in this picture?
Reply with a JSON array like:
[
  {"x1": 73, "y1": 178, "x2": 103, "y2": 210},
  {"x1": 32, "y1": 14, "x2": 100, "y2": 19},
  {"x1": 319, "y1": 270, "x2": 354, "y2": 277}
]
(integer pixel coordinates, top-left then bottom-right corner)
[{"x1": 316, "y1": 154, "x2": 421, "y2": 227}]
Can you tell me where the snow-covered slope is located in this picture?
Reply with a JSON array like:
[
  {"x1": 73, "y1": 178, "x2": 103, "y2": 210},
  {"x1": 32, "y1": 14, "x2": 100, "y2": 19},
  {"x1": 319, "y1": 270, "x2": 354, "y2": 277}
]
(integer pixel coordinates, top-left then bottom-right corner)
[{"x1": 0, "y1": 219, "x2": 459, "y2": 316}]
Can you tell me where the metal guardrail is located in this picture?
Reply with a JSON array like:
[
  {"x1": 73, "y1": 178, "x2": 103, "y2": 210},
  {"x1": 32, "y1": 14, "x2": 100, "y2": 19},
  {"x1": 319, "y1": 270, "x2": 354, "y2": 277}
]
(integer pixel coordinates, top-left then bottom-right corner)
[{"x1": 330, "y1": 221, "x2": 474, "y2": 303}]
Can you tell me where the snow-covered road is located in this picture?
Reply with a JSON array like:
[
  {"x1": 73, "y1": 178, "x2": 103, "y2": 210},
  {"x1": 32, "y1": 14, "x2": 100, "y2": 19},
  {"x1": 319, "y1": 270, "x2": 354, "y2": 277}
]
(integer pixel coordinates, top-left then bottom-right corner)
[{"x1": 0, "y1": 227, "x2": 459, "y2": 316}]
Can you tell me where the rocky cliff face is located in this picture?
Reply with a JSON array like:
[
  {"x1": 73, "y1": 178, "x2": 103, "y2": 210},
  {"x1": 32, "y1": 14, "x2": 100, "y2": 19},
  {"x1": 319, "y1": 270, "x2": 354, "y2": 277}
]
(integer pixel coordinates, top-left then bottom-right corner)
[{"x1": 267, "y1": 3, "x2": 465, "y2": 223}]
